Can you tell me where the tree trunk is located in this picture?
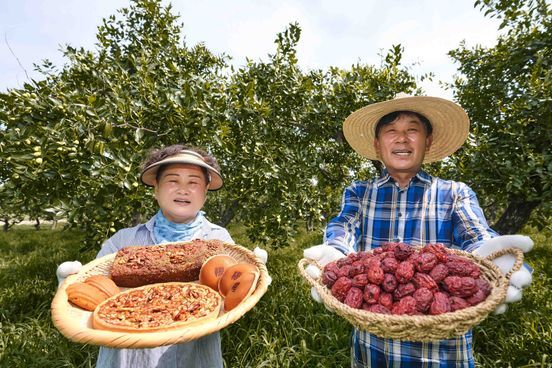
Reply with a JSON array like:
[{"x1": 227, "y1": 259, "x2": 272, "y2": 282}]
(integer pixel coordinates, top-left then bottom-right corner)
[
  {"x1": 306, "y1": 217, "x2": 314, "y2": 231},
  {"x1": 34, "y1": 217, "x2": 41, "y2": 230},
  {"x1": 3, "y1": 217, "x2": 8, "y2": 232},
  {"x1": 219, "y1": 200, "x2": 239, "y2": 227},
  {"x1": 492, "y1": 196, "x2": 541, "y2": 234}
]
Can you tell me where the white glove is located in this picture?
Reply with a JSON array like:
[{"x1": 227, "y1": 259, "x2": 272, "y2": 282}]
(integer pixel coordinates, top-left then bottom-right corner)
[
  {"x1": 254, "y1": 247, "x2": 272, "y2": 286},
  {"x1": 56, "y1": 261, "x2": 82, "y2": 287},
  {"x1": 303, "y1": 244, "x2": 346, "y2": 304},
  {"x1": 473, "y1": 235, "x2": 533, "y2": 314}
]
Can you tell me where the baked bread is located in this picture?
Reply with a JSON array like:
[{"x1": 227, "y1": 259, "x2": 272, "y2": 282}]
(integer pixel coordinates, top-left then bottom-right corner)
[
  {"x1": 66, "y1": 282, "x2": 109, "y2": 311},
  {"x1": 110, "y1": 239, "x2": 225, "y2": 287},
  {"x1": 92, "y1": 282, "x2": 222, "y2": 332},
  {"x1": 218, "y1": 263, "x2": 260, "y2": 311},
  {"x1": 84, "y1": 275, "x2": 120, "y2": 297},
  {"x1": 66, "y1": 275, "x2": 120, "y2": 311},
  {"x1": 199, "y1": 254, "x2": 237, "y2": 290}
]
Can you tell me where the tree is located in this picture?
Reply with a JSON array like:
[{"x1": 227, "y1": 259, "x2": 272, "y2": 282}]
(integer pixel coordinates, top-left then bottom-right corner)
[
  {"x1": 0, "y1": 0, "x2": 418, "y2": 248},
  {"x1": 446, "y1": 0, "x2": 551, "y2": 233},
  {"x1": 202, "y1": 27, "x2": 418, "y2": 245},
  {"x1": 0, "y1": 0, "x2": 228, "y2": 245}
]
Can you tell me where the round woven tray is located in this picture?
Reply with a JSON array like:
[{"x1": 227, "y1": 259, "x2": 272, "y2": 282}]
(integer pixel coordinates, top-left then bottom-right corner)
[
  {"x1": 51, "y1": 241, "x2": 270, "y2": 348},
  {"x1": 298, "y1": 247, "x2": 523, "y2": 341}
]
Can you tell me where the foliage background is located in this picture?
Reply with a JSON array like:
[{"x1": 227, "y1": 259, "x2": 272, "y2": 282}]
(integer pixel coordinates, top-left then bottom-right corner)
[{"x1": 1, "y1": 0, "x2": 549, "y2": 248}]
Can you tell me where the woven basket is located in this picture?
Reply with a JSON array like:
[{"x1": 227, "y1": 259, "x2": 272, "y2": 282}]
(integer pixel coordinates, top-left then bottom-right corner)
[
  {"x1": 298, "y1": 247, "x2": 523, "y2": 341},
  {"x1": 51, "y1": 241, "x2": 270, "y2": 348}
]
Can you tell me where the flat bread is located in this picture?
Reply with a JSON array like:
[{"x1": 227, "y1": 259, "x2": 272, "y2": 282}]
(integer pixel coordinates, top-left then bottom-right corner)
[{"x1": 92, "y1": 282, "x2": 222, "y2": 333}]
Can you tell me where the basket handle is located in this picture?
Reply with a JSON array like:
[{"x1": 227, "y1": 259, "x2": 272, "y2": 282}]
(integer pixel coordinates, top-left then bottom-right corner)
[
  {"x1": 297, "y1": 258, "x2": 324, "y2": 288},
  {"x1": 483, "y1": 247, "x2": 525, "y2": 279}
]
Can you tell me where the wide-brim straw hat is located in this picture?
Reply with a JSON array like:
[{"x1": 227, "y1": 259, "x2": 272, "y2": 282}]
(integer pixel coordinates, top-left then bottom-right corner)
[
  {"x1": 140, "y1": 150, "x2": 223, "y2": 190},
  {"x1": 343, "y1": 93, "x2": 470, "y2": 163}
]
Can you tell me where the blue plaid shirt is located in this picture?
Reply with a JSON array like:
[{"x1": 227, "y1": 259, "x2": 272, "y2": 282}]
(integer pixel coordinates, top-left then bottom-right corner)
[{"x1": 324, "y1": 170, "x2": 498, "y2": 368}]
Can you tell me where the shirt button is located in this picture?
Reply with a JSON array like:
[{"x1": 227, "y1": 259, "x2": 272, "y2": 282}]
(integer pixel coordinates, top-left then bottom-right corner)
[{"x1": 398, "y1": 212, "x2": 403, "y2": 217}]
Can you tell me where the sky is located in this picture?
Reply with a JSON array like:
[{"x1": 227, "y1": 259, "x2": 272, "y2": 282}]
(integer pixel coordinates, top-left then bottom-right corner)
[{"x1": 0, "y1": 0, "x2": 503, "y2": 99}]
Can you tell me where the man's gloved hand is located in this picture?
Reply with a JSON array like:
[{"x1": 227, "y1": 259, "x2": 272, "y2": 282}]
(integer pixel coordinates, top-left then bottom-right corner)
[
  {"x1": 254, "y1": 247, "x2": 272, "y2": 286},
  {"x1": 303, "y1": 244, "x2": 346, "y2": 303},
  {"x1": 56, "y1": 261, "x2": 82, "y2": 287},
  {"x1": 473, "y1": 235, "x2": 533, "y2": 314}
]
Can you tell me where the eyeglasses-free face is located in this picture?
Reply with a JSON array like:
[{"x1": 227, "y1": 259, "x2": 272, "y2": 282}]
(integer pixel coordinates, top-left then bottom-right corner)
[
  {"x1": 373, "y1": 113, "x2": 433, "y2": 185},
  {"x1": 154, "y1": 163, "x2": 209, "y2": 223}
]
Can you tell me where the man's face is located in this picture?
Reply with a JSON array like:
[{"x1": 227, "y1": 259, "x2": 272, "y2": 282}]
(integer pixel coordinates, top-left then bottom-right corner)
[
  {"x1": 154, "y1": 163, "x2": 208, "y2": 223},
  {"x1": 373, "y1": 113, "x2": 433, "y2": 176}
]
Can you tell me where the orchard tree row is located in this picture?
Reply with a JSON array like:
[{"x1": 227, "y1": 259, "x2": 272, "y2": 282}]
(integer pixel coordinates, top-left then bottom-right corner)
[{"x1": 0, "y1": 0, "x2": 549, "y2": 248}]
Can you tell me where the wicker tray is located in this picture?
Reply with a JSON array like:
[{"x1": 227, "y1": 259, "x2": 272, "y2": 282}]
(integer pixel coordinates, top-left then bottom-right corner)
[
  {"x1": 298, "y1": 247, "x2": 523, "y2": 341},
  {"x1": 51, "y1": 241, "x2": 270, "y2": 348}
]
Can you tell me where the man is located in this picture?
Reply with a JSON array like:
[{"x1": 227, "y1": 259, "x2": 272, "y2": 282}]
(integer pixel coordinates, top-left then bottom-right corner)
[{"x1": 304, "y1": 93, "x2": 533, "y2": 367}]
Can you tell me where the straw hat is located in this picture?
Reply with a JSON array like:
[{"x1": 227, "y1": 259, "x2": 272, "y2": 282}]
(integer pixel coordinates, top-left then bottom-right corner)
[
  {"x1": 342, "y1": 93, "x2": 470, "y2": 163},
  {"x1": 140, "y1": 150, "x2": 223, "y2": 190}
]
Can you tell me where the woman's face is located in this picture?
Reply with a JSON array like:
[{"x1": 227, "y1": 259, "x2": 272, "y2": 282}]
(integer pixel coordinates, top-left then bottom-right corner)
[{"x1": 154, "y1": 163, "x2": 208, "y2": 223}]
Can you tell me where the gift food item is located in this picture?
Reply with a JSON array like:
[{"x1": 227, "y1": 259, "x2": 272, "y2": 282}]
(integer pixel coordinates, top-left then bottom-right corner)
[
  {"x1": 84, "y1": 275, "x2": 120, "y2": 298},
  {"x1": 66, "y1": 275, "x2": 120, "y2": 311},
  {"x1": 321, "y1": 243, "x2": 492, "y2": 315},
  {"x1": 66, "y1": 283, "x2": 108, "y2": 311},
  {"x1": 110, "y1": 240, "x2": 225, "y2": 287},
  {"x1": 199, "y1": 255, "x2": 237, "y2": 291},
  {"x1": 218, "y1": 263, "x2": 260, "y2": 311},
  {"x1": 93, "y1": 282, "x2": 222, "y2": 332}
]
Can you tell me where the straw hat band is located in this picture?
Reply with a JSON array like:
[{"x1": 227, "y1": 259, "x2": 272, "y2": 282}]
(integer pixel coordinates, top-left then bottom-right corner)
[
  {"x1": 140, "y1": 151, "x2": 223, "y2": 190},
  {"x1": 343, "y1": 95, "x2": 470, "y2": 163}
]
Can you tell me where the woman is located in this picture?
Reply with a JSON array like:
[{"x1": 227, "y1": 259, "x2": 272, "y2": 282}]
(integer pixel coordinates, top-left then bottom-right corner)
[{"x1": 58, "y1": 144, "x2": 235, "y2": 368}]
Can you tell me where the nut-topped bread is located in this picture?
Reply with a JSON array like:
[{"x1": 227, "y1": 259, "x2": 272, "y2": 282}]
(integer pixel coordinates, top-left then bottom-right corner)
[{"x1": 110, "y1": 239, "x2": 225, "y2": 287}]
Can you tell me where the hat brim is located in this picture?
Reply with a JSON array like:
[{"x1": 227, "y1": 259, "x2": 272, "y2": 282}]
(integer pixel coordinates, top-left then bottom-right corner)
[
  {"x1": 343, "y1": 96, "x2": 470, "y2": 163},
  {"x1": 140, "y1": 153, "x2": 223, "y2": 190}
]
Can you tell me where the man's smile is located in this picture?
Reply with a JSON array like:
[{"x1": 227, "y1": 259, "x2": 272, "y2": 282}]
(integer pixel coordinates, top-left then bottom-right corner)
[{"x1": 391, "y1": 148, "x2": 413, "y2": 156}]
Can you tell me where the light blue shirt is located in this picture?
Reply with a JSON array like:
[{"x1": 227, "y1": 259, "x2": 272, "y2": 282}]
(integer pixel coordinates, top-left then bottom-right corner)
[{"x1": 96, "y1": 214, "x2": 234, "y2": 368}]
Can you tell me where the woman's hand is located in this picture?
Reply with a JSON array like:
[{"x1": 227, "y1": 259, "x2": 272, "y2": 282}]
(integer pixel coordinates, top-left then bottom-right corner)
[
  {"x1": 254, "y1": 247, "x2": 272, "y2": 286},
  {"x1": 56, "y1": 261, "x2": 82, "y2": 287}
]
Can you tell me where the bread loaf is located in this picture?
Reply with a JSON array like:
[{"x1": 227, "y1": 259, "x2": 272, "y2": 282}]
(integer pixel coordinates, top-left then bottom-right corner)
[
  {"x1": 199, "y1": 255, "x2": 237, "y2": 291},
  {"x1": 218, "y1": 263, "x2": 260, "y2": 311},
  {"x1": 110, "y1": 239, "x2": 225, "y2": 287},
  {"x1": 66, "y1": 282, "x2": 109, "y2": 311},
  {"x1": 84, "y1": 275, "x2": 120, "y2": 297}
]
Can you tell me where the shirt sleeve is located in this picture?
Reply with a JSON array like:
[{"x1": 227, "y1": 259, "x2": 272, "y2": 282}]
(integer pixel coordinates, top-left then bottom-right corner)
[
  {"x1": 324, "y1": 182, "x2": 362, "y2": 255},
  {"x1": 210, "y1": 227, "x2": 235, "y2": 244},
  {"x1": 96, "y1": 230, "x2": 125, "y2": 258},
  {"x1": 451, "y1": 182, "x2": 499, "y2": 252}
]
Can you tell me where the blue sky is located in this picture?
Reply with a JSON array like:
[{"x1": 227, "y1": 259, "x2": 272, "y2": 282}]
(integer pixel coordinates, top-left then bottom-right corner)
[{"x1": 0, "y1": 0, "x2": 502, "y2": 98}]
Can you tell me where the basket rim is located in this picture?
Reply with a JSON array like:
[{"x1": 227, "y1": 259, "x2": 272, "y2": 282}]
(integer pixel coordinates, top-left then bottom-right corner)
[{"x1": 51, "y1": 241, "x2": 270, "y2": 348}]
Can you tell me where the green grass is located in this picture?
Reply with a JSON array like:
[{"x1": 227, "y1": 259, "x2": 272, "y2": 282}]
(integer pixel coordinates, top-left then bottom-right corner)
[{"x1": 0, "y1": 225, "x2": 550, "y2": 367}]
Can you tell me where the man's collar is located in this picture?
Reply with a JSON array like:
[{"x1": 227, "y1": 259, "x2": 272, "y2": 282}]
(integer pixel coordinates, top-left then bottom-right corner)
[
  {"x1": 415, "y1": 170, "x2": 432, "y2": 185},
  {"x1": 376, "y1": 169, "x2": 432, "y2": 188}
]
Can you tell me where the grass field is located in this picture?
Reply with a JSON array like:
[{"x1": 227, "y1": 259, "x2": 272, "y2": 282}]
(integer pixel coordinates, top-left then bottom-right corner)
[{"x1": 0, "y1": 224, "x2": 550, "y2": 367}]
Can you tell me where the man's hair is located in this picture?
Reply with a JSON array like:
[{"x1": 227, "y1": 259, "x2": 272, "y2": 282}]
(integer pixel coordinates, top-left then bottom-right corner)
[
  {"x1": 374, "y1": 110, "x2": 433, "y2": 138},
  {"x1": 140, "y1": 144, "x2": 220, "y2": 183}
]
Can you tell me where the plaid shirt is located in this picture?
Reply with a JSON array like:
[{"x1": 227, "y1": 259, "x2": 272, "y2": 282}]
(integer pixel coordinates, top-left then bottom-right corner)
[{"x1": 324, "y1": 170, "x2": 498, "y2": 368}]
